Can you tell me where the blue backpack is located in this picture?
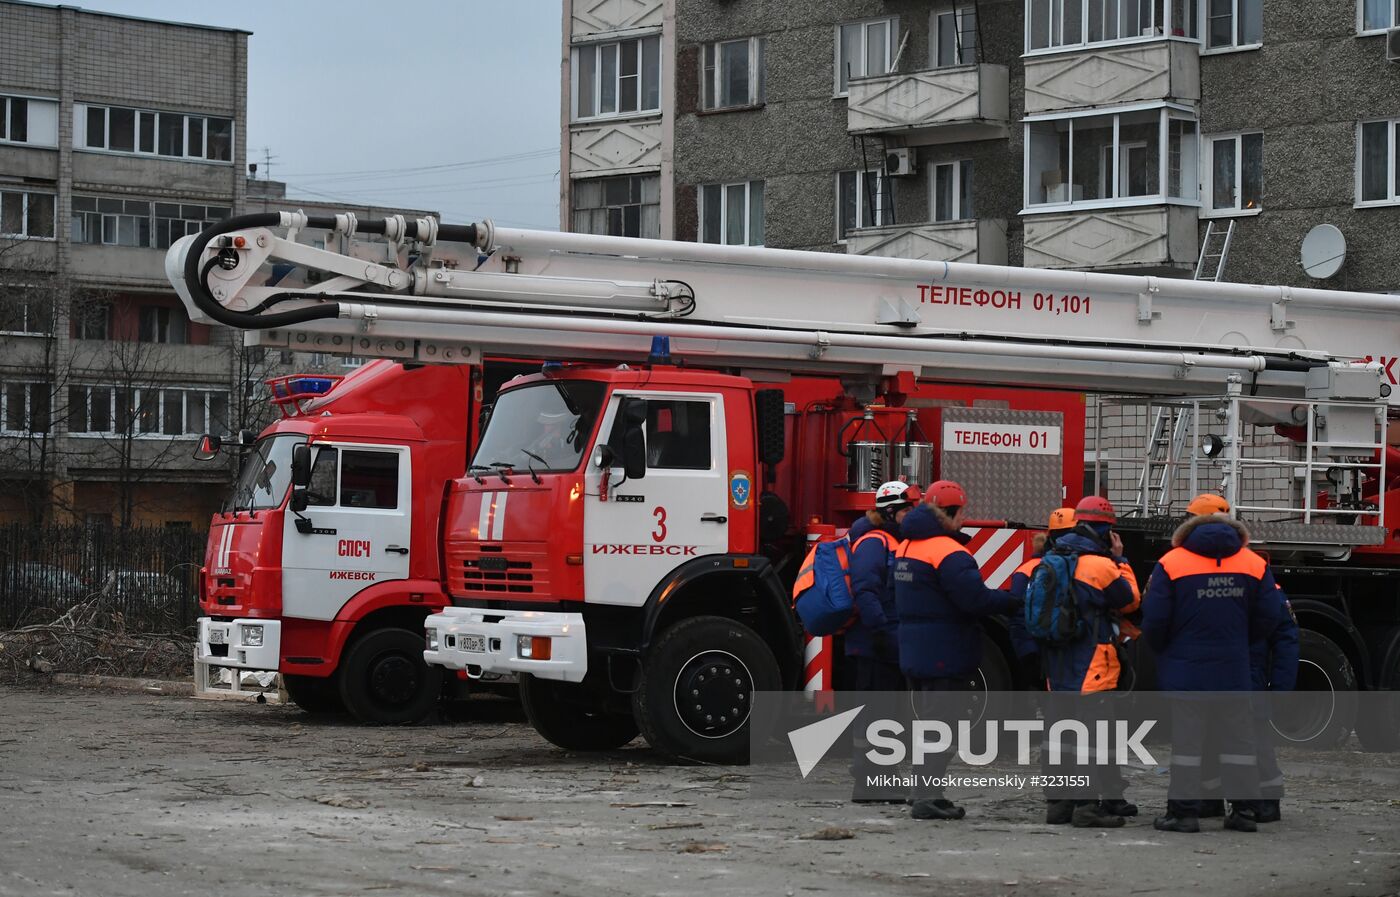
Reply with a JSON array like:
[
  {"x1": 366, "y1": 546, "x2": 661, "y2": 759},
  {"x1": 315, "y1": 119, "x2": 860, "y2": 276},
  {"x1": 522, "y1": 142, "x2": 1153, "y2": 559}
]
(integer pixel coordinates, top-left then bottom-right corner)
[
  {"x1": 1024, "y1": 549, "x2": 1086, "y2": 647},
  {"x1": 792, "y1": 537, "x2": 857, "y2": 636}
]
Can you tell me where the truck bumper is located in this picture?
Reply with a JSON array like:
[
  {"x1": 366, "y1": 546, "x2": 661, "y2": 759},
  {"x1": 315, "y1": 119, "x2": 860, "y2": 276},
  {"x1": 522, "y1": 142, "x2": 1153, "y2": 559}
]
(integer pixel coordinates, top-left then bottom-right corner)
[
  {"x1": 197, "y1": 617, "x2": 281, "y2": 670},
  {"x1": 423, "y1": 608, "x2": 587, "y2": 683}
]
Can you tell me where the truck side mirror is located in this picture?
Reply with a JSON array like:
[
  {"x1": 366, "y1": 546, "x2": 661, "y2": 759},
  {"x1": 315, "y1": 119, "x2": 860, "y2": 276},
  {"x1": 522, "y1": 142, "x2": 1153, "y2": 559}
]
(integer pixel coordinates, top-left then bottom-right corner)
[
  {"x1": 238, "y1": 428, "x2": 257, "y2": 447},
  {"x1": 192, "y1": 434, "x2": 221, "y2": 462},
  {"x1": 291, "y1": 444, "x2": 312, "y2": 488},
  {"x1": 620, "y1": 398, "x2": 647, "y2": 481},
  {"x1": 289, "y1": 489, "x2": 309, "y2": 513}
]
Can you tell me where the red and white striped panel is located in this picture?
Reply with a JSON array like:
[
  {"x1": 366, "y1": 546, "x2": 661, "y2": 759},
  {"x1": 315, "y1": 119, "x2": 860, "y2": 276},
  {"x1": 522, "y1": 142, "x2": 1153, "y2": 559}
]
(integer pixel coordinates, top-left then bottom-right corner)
[{"x1": 803, "y1": 527, "x2": 1035, "y2": 697}]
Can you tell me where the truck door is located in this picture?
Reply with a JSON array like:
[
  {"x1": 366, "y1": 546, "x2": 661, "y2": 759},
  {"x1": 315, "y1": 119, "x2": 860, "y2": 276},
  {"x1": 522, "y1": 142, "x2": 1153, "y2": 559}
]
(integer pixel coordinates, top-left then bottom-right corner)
[
  {"x1": 281, "y1": 443, "x2": 411, "y2": 621},
  {"x1": 584, "y1": 392, "x2": 730, "y2": 607}
]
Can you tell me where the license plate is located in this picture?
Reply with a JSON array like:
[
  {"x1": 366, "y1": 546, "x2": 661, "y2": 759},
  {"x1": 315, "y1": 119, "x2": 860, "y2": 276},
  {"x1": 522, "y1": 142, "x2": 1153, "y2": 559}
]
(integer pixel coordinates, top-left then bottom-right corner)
[
  {"x1": 208, "y1": 629, "x2": 226, "y2": 645},
  {"x1": 458, "y1": 634, "x2": 486, "y2": 653}
]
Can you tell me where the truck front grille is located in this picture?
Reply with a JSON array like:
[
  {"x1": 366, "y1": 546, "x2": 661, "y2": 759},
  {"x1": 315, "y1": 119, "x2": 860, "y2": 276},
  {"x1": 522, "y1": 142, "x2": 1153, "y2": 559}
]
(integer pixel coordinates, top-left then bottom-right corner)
[{"x1": 447, "y1": 542, "x2": 551, "y2": 599}]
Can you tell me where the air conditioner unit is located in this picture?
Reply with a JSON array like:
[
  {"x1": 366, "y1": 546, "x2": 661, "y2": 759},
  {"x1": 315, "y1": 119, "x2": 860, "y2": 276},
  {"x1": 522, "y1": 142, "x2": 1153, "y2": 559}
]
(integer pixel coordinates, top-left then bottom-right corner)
[
  {"x1": 884, "y1": 147, "x2": 916, "y2": 177},
  {"x1": 1387, "y1": 26, "x2": 1400, "y2": 63}
]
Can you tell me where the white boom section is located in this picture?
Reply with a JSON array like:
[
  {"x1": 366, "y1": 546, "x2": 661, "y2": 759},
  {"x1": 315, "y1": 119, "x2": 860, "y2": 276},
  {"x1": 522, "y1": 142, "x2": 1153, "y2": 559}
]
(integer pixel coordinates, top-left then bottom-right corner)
[{"x1": 165, "y1": 214, "x2": 1399, "y2": 400}]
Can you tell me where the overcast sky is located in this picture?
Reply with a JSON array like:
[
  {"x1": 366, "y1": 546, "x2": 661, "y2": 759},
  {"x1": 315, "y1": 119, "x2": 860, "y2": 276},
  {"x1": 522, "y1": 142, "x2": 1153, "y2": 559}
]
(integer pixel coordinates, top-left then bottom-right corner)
[{"x1": 72, "y1": 0, "x2": 563, "y2": 230}]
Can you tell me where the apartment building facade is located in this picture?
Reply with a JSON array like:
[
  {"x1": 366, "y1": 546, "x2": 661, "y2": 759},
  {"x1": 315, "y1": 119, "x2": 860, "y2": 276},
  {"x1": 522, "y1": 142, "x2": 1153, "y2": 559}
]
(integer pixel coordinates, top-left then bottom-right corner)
[
  {"x1": 0, "y1": 0, "x2": 252, "y2": 526},
  {"x1": 559, "y1": 0, "x2": 1400, "y2": 507}
]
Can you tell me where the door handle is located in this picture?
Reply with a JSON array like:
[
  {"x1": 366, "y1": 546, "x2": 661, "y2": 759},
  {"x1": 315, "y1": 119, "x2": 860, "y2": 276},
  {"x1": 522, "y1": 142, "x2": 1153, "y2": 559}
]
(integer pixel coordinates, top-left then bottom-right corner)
[
  {"x1": 700, "y1": 514, "x2": 728, "y2": 524},
  {"x1": 384, "y1": 545, "x2": 409, "y2": 555}
]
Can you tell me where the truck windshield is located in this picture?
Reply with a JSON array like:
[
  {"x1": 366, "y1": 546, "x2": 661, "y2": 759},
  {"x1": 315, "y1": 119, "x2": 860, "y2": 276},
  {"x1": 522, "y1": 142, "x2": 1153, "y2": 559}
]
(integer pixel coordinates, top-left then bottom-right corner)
[
  {"x1": 226, "y1": 434, "x2": 306, "y2": 511},
  {"x1": 472, "y1": 381, "x2": 606, "y2": 473}
]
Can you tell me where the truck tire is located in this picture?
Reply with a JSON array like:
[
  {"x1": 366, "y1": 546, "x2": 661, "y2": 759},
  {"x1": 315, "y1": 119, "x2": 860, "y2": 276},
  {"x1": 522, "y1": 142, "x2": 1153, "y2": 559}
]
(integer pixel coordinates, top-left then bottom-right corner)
[
  {"x1": 1272, "y1": 630, "x2": 1357, "y2": 749},
  {"x1": 632, "y1": 615, "x2": 781, "y2": 764},
  {"x1": 518, "y1": 674, "x2": 639, "y2": 751},
  {"x1": 1355, "y1": 628, "x2": 1400, "y2": 752},
  {"x1": 283, "y1": 673, "x2": 344, "y2": 714},
  {"x1": 338, "y1": 627, "x2": 442, "y2": 725}
]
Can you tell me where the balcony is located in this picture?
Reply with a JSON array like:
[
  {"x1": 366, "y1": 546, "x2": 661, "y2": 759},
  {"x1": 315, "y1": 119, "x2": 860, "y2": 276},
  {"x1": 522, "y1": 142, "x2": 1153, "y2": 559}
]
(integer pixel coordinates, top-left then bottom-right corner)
[
  {"x1": 568, "y1": 116, "x2": 662, "y2": 177},
  {"x1": 846, "y1": 219, "x2": 1008, "y2": 265},
  {"x1": 1022, "y1": 204, "x2": 1197, "y2": 272},
  {"x1": 1024, "y1": 39, "x2": 1199, "y2": 115},
  {"x1": 846, "y1": 65, "x2": 1010, "y2": 146}
]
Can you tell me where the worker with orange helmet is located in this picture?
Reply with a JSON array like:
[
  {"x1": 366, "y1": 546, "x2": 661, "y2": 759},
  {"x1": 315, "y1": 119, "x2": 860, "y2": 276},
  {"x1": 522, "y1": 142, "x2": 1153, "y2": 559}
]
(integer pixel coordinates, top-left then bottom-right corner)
[
  {"x1": 1007, "y1": 507, "x2": 1078, "y2": 675},
  {"x1": 894, "y1": 479, "x2": 1019, "y2": 821}
]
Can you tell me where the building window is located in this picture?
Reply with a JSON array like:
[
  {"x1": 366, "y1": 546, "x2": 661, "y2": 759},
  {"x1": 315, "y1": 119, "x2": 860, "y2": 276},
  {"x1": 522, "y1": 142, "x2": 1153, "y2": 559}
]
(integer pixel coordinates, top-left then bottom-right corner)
[
  {"x1": 836, "y1": 17, "x2": 898, "y2": 95},
  {"x1": 72, "y1": 302, "x2": 110, "y2": 340},
  {"x1": 700, "y1": 181, "x2": 764, "y2": 246},
  {"x1": 702, "y1": 37, "x2": 766, "y2": 110},
  {"x1": 932, "y1": 160, "x2": 975, "y2": 222},
  {"x1": 0, "y1": 95, "x2": 59, "y2": 147},
  {"x1": 67, "y1": 386, "x2": 227, "y2": 436},
  {"x1": 1360, "y1": 0, "x2": 1399, "y2": 32},
  {"x1": 934, "y1": 8, "x2": 979, "y2": 67},
  {"x1": 1203, "y1": 132, "x2": 1263, "y2": 214},
  {"x1": 1, "y1": 381, "x2": 51, "y2": 434},
  {"x1": 138, "y1": 306, "x2": 190, "y2": 344},
  {"x1": 837, "y1": 169, "x2": 892, "y2": 240},
  {"x1": 0, "y1": 295, "x2": 53, "y2": 335},
  {"x1": 1027, "y1": 0, "x2": 1200, "y2": 51},
  {"x1": 70, "y1": 196, "x2": 227, "y2": 249},
  {"x1": 1204, "y1": 0, "x2": 1262, "y2": 50},
  {"x1": 573, "y1": 35, "x2": 662, "y2": 120},
  {"x1": 76, "y1": 104, "x2": 233, "y2": 162},
  {"x1": 572, "y1": 175, "x2": 660, "y2": 238},
  {"x1": 1358, "y1": 119, "x2": 1400, "y2": 206},
  {"x1": 1026, "y1": 107, "x2": 1198, "y2": 209},
  {"x1": 0, "y1": 190, "x2": 56, "y2": 239}
]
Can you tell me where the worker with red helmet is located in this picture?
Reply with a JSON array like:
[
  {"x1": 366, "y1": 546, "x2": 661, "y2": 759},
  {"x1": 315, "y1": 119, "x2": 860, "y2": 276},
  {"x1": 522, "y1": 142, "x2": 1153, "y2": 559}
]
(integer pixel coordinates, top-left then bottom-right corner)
[
  {"x1": 894, "y1": 479, "x2": 1019, "y2": 821},
  {"x1": 1144, "y1": 493, "x2": 1297, "y2": 834},
  {"x1": 1033, "y1": 495, "x2": 1141, "y2": 827}
]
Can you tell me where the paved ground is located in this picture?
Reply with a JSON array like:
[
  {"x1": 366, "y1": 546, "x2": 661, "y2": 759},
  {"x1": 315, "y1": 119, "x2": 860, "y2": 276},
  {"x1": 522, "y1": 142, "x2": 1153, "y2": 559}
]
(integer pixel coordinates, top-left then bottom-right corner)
[{"x1": 2, "y1": 681, "x2": 1399, "y2": 897}]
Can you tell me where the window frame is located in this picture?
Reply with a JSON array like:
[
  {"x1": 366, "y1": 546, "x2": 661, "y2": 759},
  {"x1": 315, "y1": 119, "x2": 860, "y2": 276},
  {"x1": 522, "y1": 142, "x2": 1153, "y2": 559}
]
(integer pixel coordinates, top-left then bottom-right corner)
[
  {"x1": 571, "y1": 34, "x2": 663, "y2": 122},
  {"x1": 0, "y1": 381, "x2": 52, "y2": 435},
  {"x1": 0, "y1": 94, "x2": 59, "y2": 147},
  {"x1": 835, "y1": 16, "x2": 899, "y2": 96},
  {"x1": 1356, "y1": 118, "x2": 1400, "y2": 208},
  {"x1": 1022, "y1": 102, "x2": 1200, "y2": 213},
  {"x1": 1201, "y1": 0, "x2": 1263, "y2": 53},
  {"x1": 0, "y1": 189, "x2": 57, "y2": 240},
  {"x1": 931, "y1": 159, "x2": 976, "y2": 222},
  {"x1": 933, "y1": 7, "x2": 980, "y2": 67},
  {"x1": 701, "y1": 36, "x2": 767, "y2": 111},
  {"x1": 0, "y1": 293, "x2": 54, "y2": 336},
  {"x1": 836, "y1": 169, "x2": 892, "y2": 241},
  {"x1": 1201, "y1": 131, "x2": 1264, "y2": 217},
  {"x1": 65, "y1": 385, "x2": 229, "y2": 438},
  {"x1": 1025, "y1": 0, "x2": 1202, "y2": 55},
  {"x1": 571, "y1": 174, "x2": 662, "y2": 239},
  {"x1": 1358, "y1": 0, "x2": 1400, "y2": 34},
  {"x1": 699, "y1": 180, "x2": 765, "y2": 246},
  {"x1": 74, "y1": 103, "x2": 235, "y2": 164}
]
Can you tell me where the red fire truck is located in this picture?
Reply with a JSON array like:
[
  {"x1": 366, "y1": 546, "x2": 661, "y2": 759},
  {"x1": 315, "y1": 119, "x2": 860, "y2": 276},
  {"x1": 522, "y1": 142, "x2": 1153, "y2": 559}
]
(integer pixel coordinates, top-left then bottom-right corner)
[{"x1": 169, "y1": 211, "x2": 1400, "y2": 760}]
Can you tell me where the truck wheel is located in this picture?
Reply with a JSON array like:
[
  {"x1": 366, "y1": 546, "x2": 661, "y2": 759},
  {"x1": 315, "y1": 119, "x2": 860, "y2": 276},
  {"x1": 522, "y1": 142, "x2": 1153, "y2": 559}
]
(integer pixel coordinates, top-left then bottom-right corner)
[
  {"x1": 1355, "y1": 628, "x2": 1400, "y2": 752},
  {"x1": 1272, "y1": 630, "x2": 1357, "y2": 749},
  {"x1": 632, "y1": 615, "x2": 781, "y2": 764},
  {"x1": 518, "y1": 674, "x2": 639, "y2": 751},
  {"x1": 338, "y1": 627, "x2": 442, "y2": 725},
  {"x1": 282, "y1": 673, "x2": 344, "y2": 714}
]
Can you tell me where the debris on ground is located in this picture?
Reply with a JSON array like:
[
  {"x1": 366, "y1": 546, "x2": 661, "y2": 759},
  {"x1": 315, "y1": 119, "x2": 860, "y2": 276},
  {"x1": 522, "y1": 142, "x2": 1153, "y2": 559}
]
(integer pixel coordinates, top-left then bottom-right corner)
[{"x1": 799, "y1": 826, "x2": 856, "y2": 841}]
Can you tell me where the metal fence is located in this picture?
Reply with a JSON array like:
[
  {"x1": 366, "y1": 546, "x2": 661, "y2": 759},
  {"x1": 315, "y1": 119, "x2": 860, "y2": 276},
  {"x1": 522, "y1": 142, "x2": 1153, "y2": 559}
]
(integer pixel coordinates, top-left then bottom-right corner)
[{"x1": 0, "y1": 524, "x2": 206, "y2": 632}]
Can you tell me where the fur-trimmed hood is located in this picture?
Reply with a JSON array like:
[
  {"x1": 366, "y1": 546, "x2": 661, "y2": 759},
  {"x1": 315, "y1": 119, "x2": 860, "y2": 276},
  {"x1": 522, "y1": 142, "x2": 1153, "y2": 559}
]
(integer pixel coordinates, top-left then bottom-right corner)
[{"x1": 1171, "y1": 513, "x2": 1250, "y2": 557}]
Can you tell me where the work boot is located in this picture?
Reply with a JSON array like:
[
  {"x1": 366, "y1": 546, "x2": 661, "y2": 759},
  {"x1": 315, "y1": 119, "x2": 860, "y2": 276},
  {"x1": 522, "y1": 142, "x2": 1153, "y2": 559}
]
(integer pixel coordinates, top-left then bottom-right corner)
[
  {"x1": 910, "y1": 798, "x2": 966, "y2": 821},
  {"x1": 1198, "y1": 799, "x2": 1226, "y2": 818},
  {"x1": 1249, "y1": 800, "x2": 1281, "y2": 824},
  {"x1": 1223, "y1": 810, "x2": 1258, "y2": 832},
  {"x1": 1071, "y1": 802, "x2": 1126, "y2": 828},
  {"x1": 1045, "y1": 800, "x2": 1075, "y2": 825},
  {"x1": 851, "y1": 796, "x2": 907, "y2": 805},
  {"x1": 1153, "y1": 815, "x2": 1201, "y2": 833},
  {"x1": 1100, "y1": 798, "x2": 1139, "y2": 817}
]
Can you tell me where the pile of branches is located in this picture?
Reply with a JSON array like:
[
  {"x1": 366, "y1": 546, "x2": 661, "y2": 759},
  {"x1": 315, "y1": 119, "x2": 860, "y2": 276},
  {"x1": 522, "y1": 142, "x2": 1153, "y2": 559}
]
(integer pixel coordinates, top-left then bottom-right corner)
[{"x1": 0, "y1": 576, "x2": 192, "y2": 683}]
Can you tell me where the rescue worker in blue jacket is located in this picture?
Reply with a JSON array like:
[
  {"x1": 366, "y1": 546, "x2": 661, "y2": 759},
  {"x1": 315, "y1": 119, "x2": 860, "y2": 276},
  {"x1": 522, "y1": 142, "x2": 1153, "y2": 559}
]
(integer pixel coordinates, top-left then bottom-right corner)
[
  {"x1": 1035, "y1": 496, "x2": 1141, "y2": 827},
  {"x1": 1007, "y1": 507, "x2": 1078, "y2": 682},
  {"x1": 894, "y1": 480, "x2": 1019, "y2": 821},
  {"x1": 1142, "y1": 495, "x2": 1291, "y2": 834},
  {"x1": 846, "y1": 481, "x2": 919, "y2": 802},
  {"x1": 1183, "y1": 494, "x2": 1300, "y2": 825}
]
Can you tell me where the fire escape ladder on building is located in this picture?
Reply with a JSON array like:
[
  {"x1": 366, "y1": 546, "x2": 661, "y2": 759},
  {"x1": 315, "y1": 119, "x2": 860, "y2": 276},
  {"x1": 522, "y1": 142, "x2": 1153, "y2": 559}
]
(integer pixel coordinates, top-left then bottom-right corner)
[
  {"x1": 1194, "y1": 219, "x2": 1236, "y2": 281},
  {"x1": 1136, "y1": 404, "x2": 1192, "y2": 515}
]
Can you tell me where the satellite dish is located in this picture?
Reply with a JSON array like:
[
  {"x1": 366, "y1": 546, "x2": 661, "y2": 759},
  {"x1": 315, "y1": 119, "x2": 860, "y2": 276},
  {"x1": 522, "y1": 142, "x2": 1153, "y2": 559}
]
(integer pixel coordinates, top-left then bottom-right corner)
[{"x1": 1301, "y1": 224, "x2": 1346, "y2": 279}]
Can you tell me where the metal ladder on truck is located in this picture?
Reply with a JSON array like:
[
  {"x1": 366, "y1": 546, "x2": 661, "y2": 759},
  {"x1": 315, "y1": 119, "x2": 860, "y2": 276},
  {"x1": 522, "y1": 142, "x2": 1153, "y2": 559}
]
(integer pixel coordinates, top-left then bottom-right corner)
[{"x1": 1136, "y1": 404, "x2": 1192, "y2": 516}]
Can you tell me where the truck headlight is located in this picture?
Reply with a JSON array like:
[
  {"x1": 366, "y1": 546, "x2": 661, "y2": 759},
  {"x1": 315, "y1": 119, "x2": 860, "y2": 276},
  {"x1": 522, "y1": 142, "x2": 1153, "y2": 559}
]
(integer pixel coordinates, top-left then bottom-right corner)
[
  {"x1": 517, "y1": 635, "x2": 552, "y2": 660},
  {"x1": 425, "y1": 628, "x2": 439, "y2": 651},
  {"x1": 242, "y1": 625, "x2": 264, "y2": 647}
]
